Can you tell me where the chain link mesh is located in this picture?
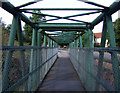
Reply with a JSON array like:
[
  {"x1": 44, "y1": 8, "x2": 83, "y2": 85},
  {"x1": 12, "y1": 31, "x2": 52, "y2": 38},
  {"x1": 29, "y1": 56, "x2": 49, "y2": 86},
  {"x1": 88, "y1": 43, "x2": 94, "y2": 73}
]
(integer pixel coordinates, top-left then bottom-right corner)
[
  {"x1": 70, "y1": 48, "x2": 120, "y2": 91},
  {"x1": 1, "y1": 47, "x2": 58, "y2": 91}
]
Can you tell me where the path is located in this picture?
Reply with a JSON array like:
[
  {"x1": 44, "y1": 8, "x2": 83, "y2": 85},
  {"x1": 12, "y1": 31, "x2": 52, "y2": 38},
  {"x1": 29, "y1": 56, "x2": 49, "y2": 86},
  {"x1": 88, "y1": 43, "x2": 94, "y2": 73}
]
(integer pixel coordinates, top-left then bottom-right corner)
[{"x1": 37, "y1": 49, "x2": 85, "y2": 91}]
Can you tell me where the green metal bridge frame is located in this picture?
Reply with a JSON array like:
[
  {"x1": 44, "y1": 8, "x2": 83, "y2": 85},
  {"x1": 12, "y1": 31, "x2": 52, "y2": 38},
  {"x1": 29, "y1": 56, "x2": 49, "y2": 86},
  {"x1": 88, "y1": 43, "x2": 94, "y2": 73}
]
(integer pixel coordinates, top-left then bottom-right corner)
[{"x1": 1, "y1": 0, "x2": 120, "y2": 92}]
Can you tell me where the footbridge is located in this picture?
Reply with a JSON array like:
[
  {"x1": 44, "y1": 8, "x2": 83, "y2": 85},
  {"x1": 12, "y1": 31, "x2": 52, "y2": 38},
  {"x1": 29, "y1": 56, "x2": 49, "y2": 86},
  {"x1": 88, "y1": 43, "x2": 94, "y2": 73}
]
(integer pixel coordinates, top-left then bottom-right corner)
[{"x1": 1, "y1": 0, "x2": 120, "y2": 92}]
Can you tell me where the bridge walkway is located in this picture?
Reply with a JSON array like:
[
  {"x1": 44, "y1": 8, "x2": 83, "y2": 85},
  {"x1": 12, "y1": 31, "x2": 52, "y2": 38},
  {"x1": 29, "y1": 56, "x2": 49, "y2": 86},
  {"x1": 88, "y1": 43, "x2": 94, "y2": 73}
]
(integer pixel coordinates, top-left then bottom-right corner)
[{"x1": 37, "y1": 49, "x2": 85, "y2": 91}]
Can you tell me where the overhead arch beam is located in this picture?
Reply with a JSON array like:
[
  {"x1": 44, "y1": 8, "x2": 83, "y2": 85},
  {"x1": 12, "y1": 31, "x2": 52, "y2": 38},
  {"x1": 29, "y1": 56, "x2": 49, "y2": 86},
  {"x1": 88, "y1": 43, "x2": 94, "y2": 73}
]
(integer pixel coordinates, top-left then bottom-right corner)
[
  {"x1": 23, "y1": 11, "x2": 61, "y2": 18},
  {"x1": 41, "y1": 31, "x2": 58, "y2": 43},
  {"x1": 64, "y1": 11, "x2": 102, "y2": 18},
  {"x1": 16, "y1": 0, "x2": 43, "y2": 8},
  {"x1": 41, "y1": 18, "x2": 89, "y2": 23},
  {"x1": 40, "y1": 28, "x2": 85, "y2": 31},
  {"x1": 23, "y1": 11, "x2": 101, "y2": 19},
  {"x1": 38, "y1": 23, "x2": 86, "y2": 31},
  {"x1": 2, "y1": 2, "x2": 35, "y2": 27},
  {"x1": 20, "y1": 8, "x2": 103, "y2": 11},
  {"x1": 77, "y1": 0, "x2": 107, "y2": 8},
  {"x1": 90, "y1": 1, "x2": 120, "y2": 28}
]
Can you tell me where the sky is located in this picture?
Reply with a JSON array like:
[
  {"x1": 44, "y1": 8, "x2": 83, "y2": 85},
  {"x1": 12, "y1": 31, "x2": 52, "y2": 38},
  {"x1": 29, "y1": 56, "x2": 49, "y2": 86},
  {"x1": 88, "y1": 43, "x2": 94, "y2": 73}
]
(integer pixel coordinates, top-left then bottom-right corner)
[{"x1": 0, "y1": 0, "x2": 119, "y2": 33}]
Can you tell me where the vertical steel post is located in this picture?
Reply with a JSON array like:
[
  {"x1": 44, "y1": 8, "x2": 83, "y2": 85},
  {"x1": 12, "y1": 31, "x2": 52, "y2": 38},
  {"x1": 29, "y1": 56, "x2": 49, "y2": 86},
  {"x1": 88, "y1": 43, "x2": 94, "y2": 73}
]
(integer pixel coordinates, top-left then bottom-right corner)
[
  {"x1": 17, "y1": 16, "x2": 27, "y2": 91},
  {"x1": 53, "y1": 41, "x2": 55, "y2": 47},
  {"x1": 17, "y1": 16, "x2": 26, "y2": 76},
  {"x1": 69, "y1": 43, "x2": 71, "y2": 48},
  {"x1": 95, "y1": 18, "x2": 107, "y2": 90},
  {"x1": 79, "y1": 35, "x2": 83, "y2": 48},
  {"x1": 71, "y1": 42, "x2": 73, "y2": 48},
  {"x1": 43, "y1": 35, "x2": 47, "y2": 78},
  {"x1": 43, "y1": 35, "x2": 47, "y2": 47},
  {"x1": 48, "y1": 38, "x2": 50, "y2": 47},
  {"x1": 76, "y1": 39, "x2": 79, "y2": 48},
  {"x1": 37, "y1": 29, "x2": 42, "y2": 47},
  {"x1": 37, "y1": 29, "x2": 42, "y2": 89},
  {"x1": 54, "y1": 41, "x2": 57, "y2": 47},
  {"x1": 56, "y1": 42, "x2": 58, "y2": 48},
  {"x1": 28, "y1": 28, "x2": 37, "y2": 91},
  {"x1": 51, "y1": 40, "x2": 53, "y2": 47},
  {"x1": 84, "y1": 29, "x2": 95, "y2": 91},
  {"x1": 106, "y1": 15, "x2": 120, "y2": 91},
  {"x1": 76, "y1": 39, "x2": 79, "y2": 70},
  {"x1": 2, "y1": 15, "x2": 18, "y2": 91},
  {"x1": 74, "y1": 40, "x2": 76, "y2": 47}
]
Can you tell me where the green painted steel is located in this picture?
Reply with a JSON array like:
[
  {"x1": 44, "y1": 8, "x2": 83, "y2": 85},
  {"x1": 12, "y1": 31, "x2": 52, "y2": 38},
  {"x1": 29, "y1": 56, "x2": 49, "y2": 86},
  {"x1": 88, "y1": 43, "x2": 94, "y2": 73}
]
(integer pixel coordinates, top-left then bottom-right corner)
[
  {"x1": 42, "y1": 32, "x2": 58, "y2": 43},
  {"x1": 2, "y1": 2, "x2": 35, "y2": 27},
  {"x1": 24, "y1": 11, "x2": 101, "y2": 19},
  {"x1": 17, "y1": 16, "x2": 26, "y2": 78},
  {"x1": 66, "y1": 18, "x2": 89, "y2": 23},
  {"x1": 74, "y1": 40, "x2": 76, "y2": 47},
  {"x1": 69, "y1": 42, "x2": 73, "y2": 48},
  {"x1": 21, "y1": 8, "x2": 104, "y2": 10},
  {"x1": 64, "y1": 11, "x2": 101, "y2": 19},
  {"x1": 91, "y1": 2, "x2": 120, "y2": 28},
  {"x1": 1, "y1": 0, "x2": 120, "y2": 92},
  {"x1": 95, "y1": 18, "x2": 107, "y2": 90},
  {"x1": 43, "y1": 35, "x2": 47, "y2": 47},
  {"x1": 48, "y1": 38, "x2": 50, "y2": 47},
  {"x1": 40, "y1": 28, "x2": 85, "y2": 31},
  {"x1": 1, "y1": 47, "x2": 58, "y2": 91},
  {"x1": 28, "y1": 28, "x2": 37, "y2": 91},
  {"x1": 54, "y1": 42, "x2": 57, "y2": 48},
  {"x1": 78, "y1": 0, "x2": 107, "y2": 8},
  {"x1": 38, "y1": 23, "x2": 86, "y2": 29},
  {"x1": 71, "y1": 42, "x2": 73, "y2": 48},
  {"x1": 37, "y1": 29, "x2": 42, "y2": 47},
  {"x1": 51, "y1": 32, "x2": 78, "y2": 44},
  {"x1": 106, "y1": 15, "x2": 120, "y2": 91},
  {"x1": 84, "y1": 29, "x2": 95, "y2": 91},
  {"x1": 76, "y1": 39, "x2": 79, "y2": 48},
  {"x1": 23, "y1": 11, "x2": 61, "y2": 18},
  {"x1": 79, "y1": 35, "x2": 83, "y2": 48},
  {"x1": 53, "y1": 41, "x2": 55, "y2": 47},
  {"x1": 70, "y1": 47, "x2": 120, "y2": 91},
  {"x1": 37, "y1": 29, "x2": 42, "y2": 88},
  {"x1": 16, "y1": 0, "x2": 42, "y2": 8},
  {"x1": 50, "y1": 40, "x2": 53, "y2": 47},
  {"x1": 23, "y1": 11, "x2": 101, "y2": 24},
  {"x1": 2, "y1": 15, "x2": 19, "y2": 91}
]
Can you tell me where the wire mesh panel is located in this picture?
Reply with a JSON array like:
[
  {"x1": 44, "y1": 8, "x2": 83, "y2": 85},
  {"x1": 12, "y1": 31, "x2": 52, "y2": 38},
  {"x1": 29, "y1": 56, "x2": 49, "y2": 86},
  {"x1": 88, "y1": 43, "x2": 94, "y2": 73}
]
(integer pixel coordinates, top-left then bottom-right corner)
[
  {"x1": 69, "y1": 48, "x2": 120, "y2": 92},
  {"x1": 1, "y1": 46, "x2": 58, "y2": 92}
]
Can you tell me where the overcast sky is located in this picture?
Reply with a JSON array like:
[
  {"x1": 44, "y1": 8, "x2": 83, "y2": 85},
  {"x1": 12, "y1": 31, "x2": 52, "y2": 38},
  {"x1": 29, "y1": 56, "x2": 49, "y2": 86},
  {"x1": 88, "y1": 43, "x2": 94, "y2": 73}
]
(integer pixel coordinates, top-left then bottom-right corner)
[{"x1": 0, "y1": 0, "x2": 119, "y2": 33}]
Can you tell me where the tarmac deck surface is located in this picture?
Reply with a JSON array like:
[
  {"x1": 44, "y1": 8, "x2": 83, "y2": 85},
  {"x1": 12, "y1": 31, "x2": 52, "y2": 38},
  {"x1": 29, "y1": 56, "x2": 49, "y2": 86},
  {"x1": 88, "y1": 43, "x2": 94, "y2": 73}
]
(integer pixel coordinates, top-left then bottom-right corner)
[{"x1": 38, "y1": 49, "x2": 85, "y2": 91}]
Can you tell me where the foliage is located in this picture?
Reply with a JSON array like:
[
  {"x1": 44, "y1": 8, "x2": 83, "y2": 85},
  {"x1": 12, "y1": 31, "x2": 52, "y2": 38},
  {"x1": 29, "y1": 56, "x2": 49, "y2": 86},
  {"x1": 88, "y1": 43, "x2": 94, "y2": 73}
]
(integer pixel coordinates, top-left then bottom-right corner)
[
  {"x1": 94, "y1": 43, "x2": 100, "y2": 47},
  {"x1": 113, "y1": 18, "x2": 120, "y2": 47},
  {"x1": 82, "y1": 34, "x2": 85, "y2": 47},
  {"x1": 0, "y1": 17, "x2": 6, "y2": 30},
  {"x1": 23, "y1": 11, "x2": 45, "y2": 44},
  {"x1": 6, "y1": 24, "x2": 11, "y2": 32}
]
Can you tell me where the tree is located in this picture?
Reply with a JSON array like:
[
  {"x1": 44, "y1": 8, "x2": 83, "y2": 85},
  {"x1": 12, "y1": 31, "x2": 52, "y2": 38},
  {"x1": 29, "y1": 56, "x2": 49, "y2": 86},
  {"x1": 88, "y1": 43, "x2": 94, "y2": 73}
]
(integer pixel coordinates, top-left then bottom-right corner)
[
  {"x1": 23, "y1": 11, "x2": 45, "y2": 44},
  {"x1": 6, "y1": 24, "x2": 11, "y2": 32},
  {"x1": 113, "y1": 18, "x2": 120, "y2": 47},
  {"x1": 0, "y1": 17, "x2": 6, "y2": 30}
]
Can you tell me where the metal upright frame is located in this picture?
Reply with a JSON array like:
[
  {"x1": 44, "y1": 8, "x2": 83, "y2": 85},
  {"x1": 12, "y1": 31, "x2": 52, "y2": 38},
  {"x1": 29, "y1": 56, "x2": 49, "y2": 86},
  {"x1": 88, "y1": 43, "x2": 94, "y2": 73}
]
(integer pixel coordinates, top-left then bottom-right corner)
[{"x1": 1, "y1": 0, "x2": 120, "y2": 92}]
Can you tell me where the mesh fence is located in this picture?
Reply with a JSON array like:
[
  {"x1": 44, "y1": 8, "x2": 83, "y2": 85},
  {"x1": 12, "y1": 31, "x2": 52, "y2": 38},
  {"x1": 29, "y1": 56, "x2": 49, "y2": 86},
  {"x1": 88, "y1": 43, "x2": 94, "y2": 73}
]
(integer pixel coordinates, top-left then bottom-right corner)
[
  {"x1": 69, "y1": 48, "x2": 120, "y2": 91},
  {"x1": 1, "y1": 46, "x2": 58, "y2": 91}
]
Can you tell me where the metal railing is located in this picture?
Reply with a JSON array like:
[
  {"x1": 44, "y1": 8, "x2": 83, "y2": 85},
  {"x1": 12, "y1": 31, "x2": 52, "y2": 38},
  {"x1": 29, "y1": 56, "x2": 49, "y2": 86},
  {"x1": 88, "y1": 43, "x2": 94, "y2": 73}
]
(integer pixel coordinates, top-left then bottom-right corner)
[
  {"x1": 70, "y1": 47, "x2": 120, "y2": 92},
  {"x1": 1, "y1": 46, "x2": 58, "y2": 91}
]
